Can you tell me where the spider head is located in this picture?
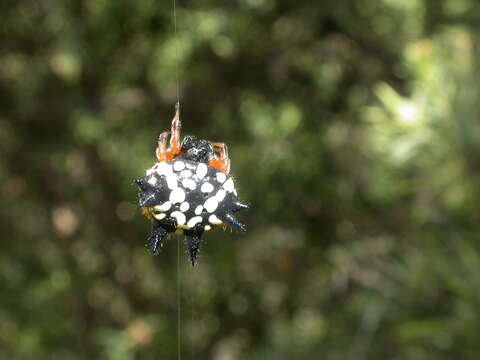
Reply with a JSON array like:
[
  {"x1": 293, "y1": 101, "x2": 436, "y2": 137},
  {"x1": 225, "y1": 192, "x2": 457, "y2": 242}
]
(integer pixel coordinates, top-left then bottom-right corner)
[{"x1": 180, "y1": 135, "x2": 214, "y2": 164}]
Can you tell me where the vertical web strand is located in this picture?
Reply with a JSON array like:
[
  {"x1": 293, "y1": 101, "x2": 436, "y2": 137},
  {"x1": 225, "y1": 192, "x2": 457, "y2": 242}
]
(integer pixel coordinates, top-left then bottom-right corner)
[
  {"x1": 173, "y1": 0, "x2": 180, "y2": 105},
  {"x1": 177, "y1": 236, "x2": 182, "y2": 360},
  {"x1": 191, "y1": 267, "x2": 196, "y2": 360}
]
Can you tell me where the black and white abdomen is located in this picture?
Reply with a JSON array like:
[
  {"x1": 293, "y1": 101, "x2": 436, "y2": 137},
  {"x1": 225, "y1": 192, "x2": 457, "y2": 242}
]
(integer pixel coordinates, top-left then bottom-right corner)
[{"x1": 136, "y1": 160, "x2": 248, "y2": 233}]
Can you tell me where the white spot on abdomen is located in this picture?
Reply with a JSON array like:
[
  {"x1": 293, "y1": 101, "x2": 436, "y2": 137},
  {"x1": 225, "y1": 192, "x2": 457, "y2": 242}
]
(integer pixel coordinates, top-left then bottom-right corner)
[
  {"x1": 171, "y1": 211, "x2": 186, "y2": 225},
  {"x1": 182, "y1": 178, "x2": 196, "y2": 191},
  {"x1": 153, "y1": 213, "x2": 166, "y2": 220},
  {"x1": 209, "y1": 214, "x2": 222, "y2": 225},
  {"x1": 223, "y1": 178, "x2": 235, "y2": 193},
  {"x1": 180, "y1": 169, "x2": 193, "y2": 178},
  {"x1": 204, "y1": 225, "x2": 212, "y2": 231},
  {"x1": 216, "y1": 172, "x2": 226, "y2": 183},
  {"x1": 169, "y1": 188, "x2": 186, "y2": 204},
  {"x1": 194, "y1": 205, "x2": 203, "y2": 215},
  {"x1": 154, "y1": 201, "x2": 171, "y2": 212},
  {"x1": 156, "y1": 162, "x2": 173, "y2": 176},
  {"x1": 187, "y1": 216, "x2": 203, "y2": 228},
  {"x1": 201, "y1": 182, "x2": 214, "y2": 193},
  {"x1": 204, "y1": 197, "x2": 219, "y2": 213},
  {"x1": 173, "y1": 161, "x2": 185, "y2": 171},
  {"x1": 196, "y1": 163, "x2": 208, "y2": 179},
  {"x1": 180, "y1": 202, "x2": 190, "y2": 212},
  {"x1": 166, "y1": 174, "x2": 178, "y2": 190},
  {"x1": 215, "y1": 189, "x2": 226, "y2": 202},
  {"x1": 147, "y1": 176, "x2": 157, "y2": 185}
]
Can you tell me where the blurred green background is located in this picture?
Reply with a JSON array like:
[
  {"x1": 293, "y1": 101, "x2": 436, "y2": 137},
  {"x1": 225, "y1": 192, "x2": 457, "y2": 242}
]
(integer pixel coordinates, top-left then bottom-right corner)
[{"x1": 2, "y1": 0, "x2": 480, "y2": 359}]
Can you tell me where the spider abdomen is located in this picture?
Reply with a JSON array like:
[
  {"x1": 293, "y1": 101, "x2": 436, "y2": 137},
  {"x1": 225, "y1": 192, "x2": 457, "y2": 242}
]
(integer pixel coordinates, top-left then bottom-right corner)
[{"x1": 136, "y1": 160, "x2": 247, "y2": 234}]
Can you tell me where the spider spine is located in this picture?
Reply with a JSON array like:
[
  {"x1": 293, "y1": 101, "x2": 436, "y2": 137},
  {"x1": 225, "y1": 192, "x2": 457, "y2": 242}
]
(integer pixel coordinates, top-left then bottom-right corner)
[
  {"x1": 150, "y1": 220, "x2": 168, "y2": 255},
  {"x1": 220, "y1": 213, "x2": 247, "y2": 232},
  {"x1": 184, "y1": 224, "x2": 204, "y2": 266}
]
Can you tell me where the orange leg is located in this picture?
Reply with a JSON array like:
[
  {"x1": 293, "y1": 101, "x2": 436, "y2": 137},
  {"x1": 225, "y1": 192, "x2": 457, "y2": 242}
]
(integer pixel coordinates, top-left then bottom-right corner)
[
  {"x1": 155, "y1": 131, "x2": 170, "y2": 162},
  {"x1": 209, "y1": 142, "x2": 231, "y2": 174},
  {"x1": 155, "y1": 102, "x2": 182, "y2": 162},
  {"x1": 170, "y1": 102, "x2": 182, "y2": 155}
]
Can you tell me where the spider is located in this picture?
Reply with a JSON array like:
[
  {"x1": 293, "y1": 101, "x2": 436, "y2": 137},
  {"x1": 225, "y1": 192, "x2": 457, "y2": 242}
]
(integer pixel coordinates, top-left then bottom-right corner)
[{"x1": 135, "y1": 103, "x2": 249, "y2": 265}]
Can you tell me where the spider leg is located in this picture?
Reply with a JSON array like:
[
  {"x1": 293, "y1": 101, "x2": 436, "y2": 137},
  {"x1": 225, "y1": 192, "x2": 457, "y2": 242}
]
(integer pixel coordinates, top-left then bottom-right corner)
[
  {"x1": 209, "y1": 142, "x2": 231, "y2": 174},
  {"x1": 169, "y1": 102, "x2": 182, "y2": 156},
  {"x1": 155, "y1": 103, "x2": 182, "y2": 162},
  {"x1": 184, "y1": 224, "x2": 204, "y2": 266},
  {"x1": 150, "y1": 220, "x2": 169, "y2": 255},
  {"x1": 155, "y1": 131, "x2": 171, "y2": 162}
]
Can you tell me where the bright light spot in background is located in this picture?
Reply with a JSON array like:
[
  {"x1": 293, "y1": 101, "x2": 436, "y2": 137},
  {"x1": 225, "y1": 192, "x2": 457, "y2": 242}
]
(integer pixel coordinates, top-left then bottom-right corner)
[
  {"x1": 397, "y1": 102, "x2": 420, "y2": 124},
  {"x1": 52, "y1": 205, "x2": 78, "y2": 238},
  {"x1": 50, "y1": 51, "x2": 81, "y2": 83}
]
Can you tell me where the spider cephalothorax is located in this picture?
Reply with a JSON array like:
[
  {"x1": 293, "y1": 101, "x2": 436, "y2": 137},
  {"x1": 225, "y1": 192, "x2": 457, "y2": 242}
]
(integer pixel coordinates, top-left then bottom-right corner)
[{"x1": 135, "y1": 103, "x2": 249, "y2": 265}]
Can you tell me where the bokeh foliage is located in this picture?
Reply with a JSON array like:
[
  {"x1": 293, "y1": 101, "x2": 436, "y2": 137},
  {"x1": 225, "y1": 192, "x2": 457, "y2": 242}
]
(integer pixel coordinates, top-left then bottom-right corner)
[{"x1": 1, "y1": 0, "x2": 480, "y2": 359}]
